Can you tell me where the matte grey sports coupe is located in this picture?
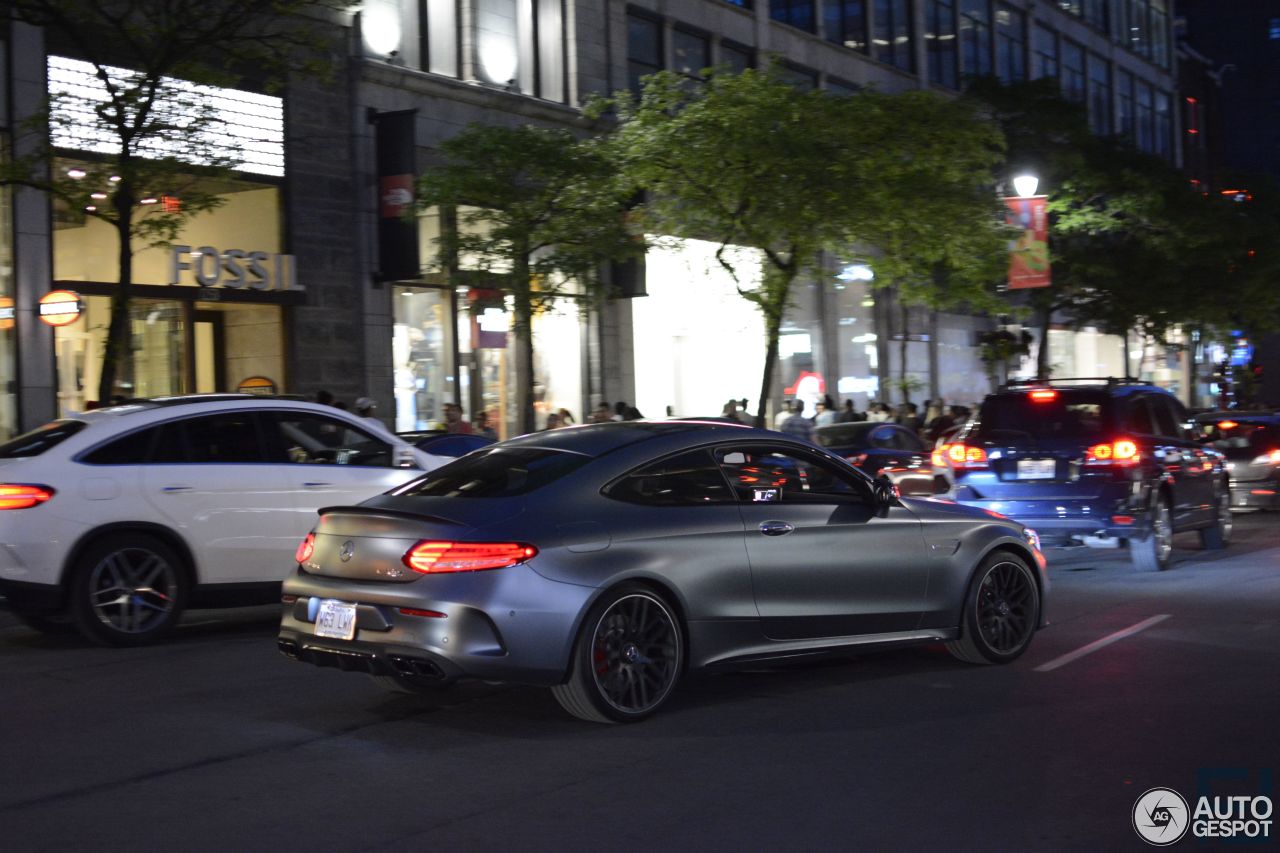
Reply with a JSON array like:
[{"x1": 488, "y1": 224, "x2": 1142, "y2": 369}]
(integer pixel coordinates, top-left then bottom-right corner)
[{"x1": 278, "y1": 421, "x2": 1048, "y2": 723}]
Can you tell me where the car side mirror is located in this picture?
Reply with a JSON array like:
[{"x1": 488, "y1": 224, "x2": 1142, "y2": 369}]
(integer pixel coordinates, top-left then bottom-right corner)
[{"x1": 873, "y1": 475, "x2": 899, "y2": 515}]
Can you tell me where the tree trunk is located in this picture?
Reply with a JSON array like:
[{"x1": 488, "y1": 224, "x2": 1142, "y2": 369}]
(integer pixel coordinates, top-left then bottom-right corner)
[
  {"x1": 755, "y1": 310, "x2": 782, "y2": 430},
  {"x1": 898, "y1": 302, "x2": 910, "y2": 405},
  {"x1": 1034, "y1": 302, "x2": 1053, "y2": 378},
  {"x1": 97, "y1": 177, "x2": 135, "y2": 403},
  {"x1": 512, "y1": 251, "x2": 537, "y2": 436}
]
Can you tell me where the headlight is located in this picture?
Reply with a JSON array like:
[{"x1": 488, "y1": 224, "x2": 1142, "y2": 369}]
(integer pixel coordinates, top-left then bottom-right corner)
[{"x1": 1022, "y1": 527, "x2": 1042, "y2": 552}]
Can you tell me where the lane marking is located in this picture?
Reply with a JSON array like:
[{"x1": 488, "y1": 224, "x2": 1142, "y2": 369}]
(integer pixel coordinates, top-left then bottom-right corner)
[{"x1": 1034, "y1": 614, "x2": 1172, "y2": 673}]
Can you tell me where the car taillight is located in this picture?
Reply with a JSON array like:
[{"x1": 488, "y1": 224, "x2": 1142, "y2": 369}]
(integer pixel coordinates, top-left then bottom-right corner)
[
  {"x1": 1252, "y1": 449, "x2": 1280, "y2": 465},
  {"x1": 0, "y1": 484, "x2": 55, "y2": 510},
  {"x1": 1085, "y1": 439, "x2": 1140, "y2": 466},
  {"x1": 1029, "y1": 389, "x2": 1058, "y2": 402},
  {"x1": 295, "y1": 533, "x2": 315, "y2": 563},
  {"x1": 944, "y1": 443, "x2": 988, "y2": 470},
  {"x1": 403, "y1": 541, "x2": 538, "y2": 574}
]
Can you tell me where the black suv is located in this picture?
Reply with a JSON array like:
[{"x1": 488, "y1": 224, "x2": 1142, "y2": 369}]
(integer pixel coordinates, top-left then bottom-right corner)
[{"x1": 944, "y1": 379, "x2": 1231, "y2": 571}]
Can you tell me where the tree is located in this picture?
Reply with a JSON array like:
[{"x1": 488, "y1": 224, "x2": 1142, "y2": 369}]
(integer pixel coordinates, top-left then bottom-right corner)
[
  {"x1": 599, "y1": 68, "x2": 1009, "y2": 423},
  {"x1": 3, "y1": 0, "x2": 343, "y2": 402},
  {"x1": 413, "y1": 123, "x2": 640, "y2": 435}
]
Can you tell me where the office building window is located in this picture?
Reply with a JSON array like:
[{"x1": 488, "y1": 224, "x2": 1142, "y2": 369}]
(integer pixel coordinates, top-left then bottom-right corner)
[
  {"x1": 419, "y1": 0, "x2": 459, "y2": 77},
  {"x1": 778, "y1": 62, "x2": 819, "y2": 90},
  {"x1": 1149, "y1": 0, "x2": 1168, "y2": 68},
  {"x1": 1082, "y1": 0, "x2": 1108, "y2": 32},
  {"x1": 723, "y1": 0, "x2": 754, "y2": 8},
  {"x1": 825, "y1": 1, "x2": 869, "y2": 53},
  {"x1": 926, "y1": 0, "x2": 959, "y2": 89},
  {"x1": 772, "y1": 0, "x2": 817, "y2": 33},
  {"x1": 626, "y1": 11, "x2": 662, "y2": 94},
  {"x1": 1135, "y1": 79, "x2": 1154, "y2": 152},
  {"x1": 673, "y1": 28, "x2": 711, "y2": 79},
  {"x1": 719, "y1": 40, "x2": 753, "y2": 73},
  {"x1": 1057, "y1": 0, "x2": 1081, "y2": 14},
  {"x1": 960, "y1": 0, "x2": 992, "y2": 78},
  {"x1": 1032, "y1": 23, "x2": 1057, "y2": 79},
  {"x1": 1126, "y1": 0, "x2": 1148, "y2": 58},
  {"x1": 1087, "y1": 54, "x2": 1111, "y2": 135},
  {"x1": 1060, "y1": 39, "x2": 1085, "y2": 102},
  {"x1": 874, "y1": 0, "x2": 915, "y2": 72},
  {"x1": 1271, "y1": 18, "x2": 1280, "y2": 40},
  {"x1": 1154, "y1": 90, "x2": 1172, "y2": 159},
  {"x1": 826, "y1": 77, "x2": 862, "y2": 95},
  {"x1": 472, "y1": 0, "x2": 565, "y2": 101},
  {"x1": 994, "y1": 4, "x2": 1025, "y2": 84},
  {"x1": 1115, "y1": 67, "x2": 1134, "y2": 139}
]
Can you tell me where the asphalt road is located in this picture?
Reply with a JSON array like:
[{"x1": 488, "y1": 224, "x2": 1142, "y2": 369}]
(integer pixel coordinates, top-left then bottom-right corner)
[{"x1": 2, "y1": 514, "x2": 1278, "y2": 852}]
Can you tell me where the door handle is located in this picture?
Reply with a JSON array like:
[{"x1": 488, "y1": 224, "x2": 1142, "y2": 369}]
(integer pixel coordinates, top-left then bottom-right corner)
[
  {"x1": 759, "y1": 521, "x2": 795, "y2": 536},
  {"x1": 161, "y1": 486, "x2": 192, "y2": 492}
]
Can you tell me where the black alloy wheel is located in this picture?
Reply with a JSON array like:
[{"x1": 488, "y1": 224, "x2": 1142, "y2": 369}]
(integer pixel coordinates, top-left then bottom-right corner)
[
  {"x1": 71, "y1": 534, "x2": 188, "y2": 646},
  {"x1": 1199, "y1": 485, "x2": 1232, "y2": 550},
  {"x1": 947, "y1": 552, "x2": 1039, "y2": 664},
  {"x1": 552, "y1": 584, "x2": 683, "y2": 723}
]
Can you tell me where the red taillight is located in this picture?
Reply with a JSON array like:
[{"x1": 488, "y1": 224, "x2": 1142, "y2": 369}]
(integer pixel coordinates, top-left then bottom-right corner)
[
  {"x1": 0, "y1": 484, "x2": 55, "y2": 510},
  {"x1": 1112, "y1": 515, "x2": 1135, "y2": 525},
  {"x1": 294, "y1": 533, "x2": 315, "y2": 564},
  {"x1": 398, "y1": 607, "x2": 447, "y2": 619},
  {"x1": 945, "y1": 443, "x2": 988, "y2": 469},
  {"x1": 1217, "y1": 420, "x2": 1238, "y2": 430},
  {"x1": 403, "y1": 541, "x2": 537, "y2": 574},
  {"x1": 1029, "y1": 389, "x2": 1058, "y2": 402},
  {"x1": 1086, "y1": 439, "x2": 1140, "y2": 466}
]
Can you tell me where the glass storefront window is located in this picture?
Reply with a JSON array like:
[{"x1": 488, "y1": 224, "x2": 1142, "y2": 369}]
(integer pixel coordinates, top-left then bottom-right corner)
[
  {"x1": 392, "y1": 286, "x2": 456, "y2": 431},
  {"x1": 0, "y1": 146, "x2": 15, "y2": 438}
]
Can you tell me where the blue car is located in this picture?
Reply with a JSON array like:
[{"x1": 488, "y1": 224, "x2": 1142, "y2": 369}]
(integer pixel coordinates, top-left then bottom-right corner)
[{"x1": 941, "y1": 379, "x2": 1231, "y2": 571}]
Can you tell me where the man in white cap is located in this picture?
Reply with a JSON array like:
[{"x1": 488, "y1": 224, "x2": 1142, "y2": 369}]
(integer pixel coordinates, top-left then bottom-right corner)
[{"x1": 354, "y1": 397, "x2": 382, "y2": 428}]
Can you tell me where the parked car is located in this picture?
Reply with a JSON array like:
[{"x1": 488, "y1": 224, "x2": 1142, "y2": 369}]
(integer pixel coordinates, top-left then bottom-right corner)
[
  {"x1": 812, "y1": 421, "x2": 946, "y2": 496},
  {"x1": 278, "y1": 421, "x2": 1047, "y2": 723},
  {"x1": 1192, "y1": 412, "x2": 1280, "y2": 510},
  {"x1": 940, "y1": 379, "x2": 1231, "y2": 571},
  {"x1": 0, "y1": 394, "x2": 447, "y2": 646},
  {"x1": 397, "y1": 430, "x2": 495, "y2": 458}
]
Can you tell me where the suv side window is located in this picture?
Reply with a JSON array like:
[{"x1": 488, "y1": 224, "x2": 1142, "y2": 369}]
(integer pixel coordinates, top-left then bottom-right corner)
[
  {"x1": 81, "y1": 426, "x2": 163, "y2": 464},
  {"x1": 715, "y1": 445, "x2": 868, "y2": 504},
  {"x1": 151, "y1": 413, "x2": 265, "y2": 464},
  {"x1": 1148, "y1": 395, "x2": 1181, "y2": 439},
  {"x1": 607, "y1": 449, "x2": 734, "y2": 505},
  {"x1": 1125, "y1": 397, "x2": 1156, "y2": 435},
  {"x1": 267, "y1": 411, "x2": 394, "y2": 467}
]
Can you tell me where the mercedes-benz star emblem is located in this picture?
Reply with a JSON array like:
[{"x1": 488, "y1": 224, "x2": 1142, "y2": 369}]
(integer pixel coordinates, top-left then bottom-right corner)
[{"x1": 339, "y1": 541, "x2": 355, "y2": 562}]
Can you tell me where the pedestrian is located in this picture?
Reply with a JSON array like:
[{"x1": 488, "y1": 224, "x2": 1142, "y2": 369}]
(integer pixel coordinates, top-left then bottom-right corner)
[
  {"x1": 354, "y1": 396, "x2": 381, "y2": 428},
  {"x1": 558, "y1": 408, "x2": 576, "y2": 426},
  {"x1": 473, "y1": 410, "x2": 497, "y2": 439},
  {"x1": 781, "y1": 399, "x2": 814, "y2": 442},
  {"x1": 837, "y1": 399, "x2": 859, "y2": 423},
  {"x1": 896, "y1": 402, "x2": 923, "y2": 435},
  {"x1": 543, "y1": 412, "x2": 562, "y2": 430},
  {"x1": 814, "y1": 394, "x2": 838, "y2": 427},
  {"x1": 315, "y1": 389, "x2": 335, "y2": 406},
  {"x1": 443, "y1": 402, "x2": 473, "y2": 434},
  {"x1": 925, "y1": 401, "x2": 954, "y2": 442},
  {"x1": 867, "y1": 402, "x2": 889, "y2": 423},
  {"x1": 590, "y1": 402, "x2": 613, "y2": 423},
  {"x1": 612, "y1": 402, "x2": 627, "y2": 422},
  {"x1": 774, "y1": 400, "x2": 794, "y2": 430},
  {"x1": 722, "y1": 399, "x2": 749, "y2": 424}
]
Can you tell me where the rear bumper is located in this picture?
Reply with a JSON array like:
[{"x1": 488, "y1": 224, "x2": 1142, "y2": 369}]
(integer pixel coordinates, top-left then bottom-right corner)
[
  {"x1": 954, "y1": 496, "x2": 1147, "y2": 546},
  {"x1": 1228, "y1": 481, "x2": 1280, "y2": 509}
]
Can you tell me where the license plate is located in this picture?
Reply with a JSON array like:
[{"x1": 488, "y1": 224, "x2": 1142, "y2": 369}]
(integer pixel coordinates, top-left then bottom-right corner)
[
  {"x1": 1016, "y1": 458, "x2": 1057, "y2": 479},
  {"x1": 314, "y1": 599, "x2": 358, "y2": 640}
]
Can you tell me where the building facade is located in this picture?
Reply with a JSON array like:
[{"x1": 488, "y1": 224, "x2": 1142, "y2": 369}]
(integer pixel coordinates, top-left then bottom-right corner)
[{"x1": 3, "y1": 1, "x2": 1182, "y2": 440}]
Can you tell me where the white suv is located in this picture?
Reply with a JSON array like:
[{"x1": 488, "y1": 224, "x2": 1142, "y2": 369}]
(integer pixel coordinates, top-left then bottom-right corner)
[{"x1": 0, "y1": 395, "x2": 446, "y2": 646}]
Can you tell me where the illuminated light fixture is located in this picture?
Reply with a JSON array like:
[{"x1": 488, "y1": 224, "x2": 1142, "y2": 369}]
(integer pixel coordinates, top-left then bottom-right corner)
[
  {"x1": 1217, "y1": 420, "x2": 1238, "y2": 430},
  {"x1": 90, "y1": 192, "x2": 107, "y2": 200},
  {"x1": 67, "y1": 168, "x2": 86, "y2": 179},
  {"x1": 85, "y1": 205, "x2": 97, "y2": 212},
  {"x1": 109, "y1": 175, "x2": 121, "y2": 182},
  {"x1": 140, "y1": 197, "x2": 159, "y2": 204},
  {"x1": 477, "y1": 30, "x2": 518, "y2": 85},
  {"x1": 1012, "y1": 174, "x2": 1040, "y2": 198},
  {"x1": 362, "y1": 2, "x2": 402, "y2": 57},
  {"x1": 837, "y1": 263, "x2": 875, "y2": 282}
]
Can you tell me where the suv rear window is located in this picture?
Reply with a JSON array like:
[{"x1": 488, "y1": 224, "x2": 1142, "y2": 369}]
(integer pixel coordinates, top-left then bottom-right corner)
[
  {"x1": 1201, "y1": 420, "x2": 1280, "y2": 456},
  {"x1": 0, "y1": 420, "x2": 87, "y2": 458},
  {"x1": 976, "y1": 392, "x2": 1112, "y2": 442},
  {"x1": 395, "y1": 447, "x2": 590, "y2": 498}
]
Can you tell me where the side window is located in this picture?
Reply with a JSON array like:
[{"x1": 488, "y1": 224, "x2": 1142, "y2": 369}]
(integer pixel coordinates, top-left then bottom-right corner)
[
  {"x1": 607, "y1": 449, "x2": 734, "y2": 506},
  {"x1": 268, "y1": 412, "x2": 394, "y2": 467},
  {"x1": 1149, "y1": 396, "x2": 1180, "y2": 439},
  {"x1": 715, "y1": 446, "x2": 868, "y2": 504},
  {"x1": 148, "y1": 413, "x2": 264, "y2": 464},
  {"x1": 891, "y1": 427, "x2": 924, "y2": 451},
  {"x1": 81, "y1": 426, "x2": 163, "y2": 464},
  {"x1": 1126, "y1": 397, "x2": 1156, "y2": 435}
]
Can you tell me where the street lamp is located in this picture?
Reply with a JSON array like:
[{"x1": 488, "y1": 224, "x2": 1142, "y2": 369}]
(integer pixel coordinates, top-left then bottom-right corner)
[{"x1": 1012, "y1": 174, "x2": 1040, "y2": 198}]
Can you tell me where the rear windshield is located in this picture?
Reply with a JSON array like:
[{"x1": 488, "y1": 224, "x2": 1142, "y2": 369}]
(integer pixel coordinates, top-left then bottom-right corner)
[
  {"x1": 976, "y1": 392, "x2": 1112, "y2": 442},
  {"x1": 813, "y1": 423, "x2": 876, "y2": 448},
  {"x1": 394, "y1": 447, "x2": 590, "y2": 498},
  {"x1": 1199, "y1": 420, "x2": 1280, "y2": 455},
  {"x1": 0, "y1": 420, "x2": 87, "y2": 458}
]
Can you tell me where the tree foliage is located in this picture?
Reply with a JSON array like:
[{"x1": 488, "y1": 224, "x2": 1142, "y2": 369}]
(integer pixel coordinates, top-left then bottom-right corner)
[
  {"x1": 598, "y1": 68, "x2": 1010, "y2": 419},
  {"x1": 3, "y1": 0, "x2": 345, "y2": 402},
  {"x1": 413, "y1": 123, "x2": 640, "y2": 434}
]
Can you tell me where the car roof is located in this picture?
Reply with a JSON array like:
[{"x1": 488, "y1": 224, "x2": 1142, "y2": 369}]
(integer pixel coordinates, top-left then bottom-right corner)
[
  {"x1": 498, "y1": 419, "x2": 756, "y2": 459},
  {"x1": 990, "y1": 382, "x2": 1167, "y2": 400}
]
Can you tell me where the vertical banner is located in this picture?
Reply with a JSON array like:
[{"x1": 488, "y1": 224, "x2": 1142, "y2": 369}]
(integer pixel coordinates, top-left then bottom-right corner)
[
  {"x1": 374, "y1": 109, "x2": 420, "y2": 281},
  {"x1": 1004, "y1": 195, "x2": 1051, "y2": 289}
]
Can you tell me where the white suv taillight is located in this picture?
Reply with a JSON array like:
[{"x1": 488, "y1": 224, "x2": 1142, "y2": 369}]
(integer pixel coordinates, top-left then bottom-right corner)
[{"x1": 0, "y1": 484, "x2": 55, "y2": 510}]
